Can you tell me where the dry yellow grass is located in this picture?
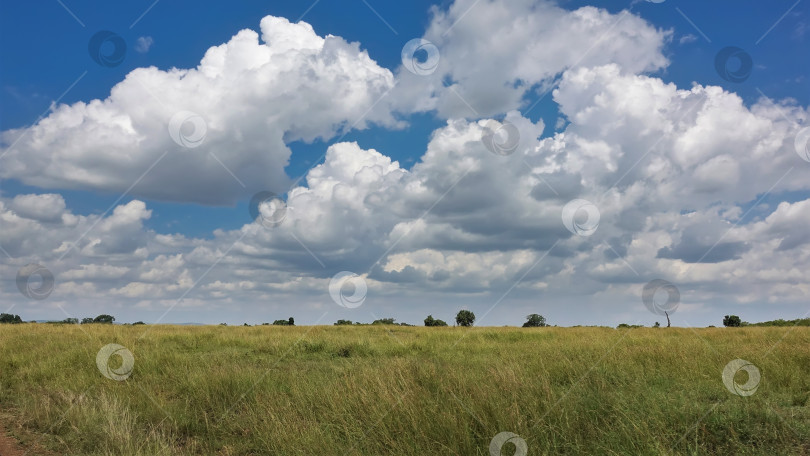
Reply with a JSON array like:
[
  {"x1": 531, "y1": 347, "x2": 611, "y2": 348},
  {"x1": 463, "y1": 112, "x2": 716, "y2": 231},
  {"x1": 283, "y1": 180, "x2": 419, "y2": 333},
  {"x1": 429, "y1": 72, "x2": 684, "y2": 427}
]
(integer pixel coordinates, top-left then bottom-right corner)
[{"x1": 1, "y1": 324, "x2": 808, "y2": 455}]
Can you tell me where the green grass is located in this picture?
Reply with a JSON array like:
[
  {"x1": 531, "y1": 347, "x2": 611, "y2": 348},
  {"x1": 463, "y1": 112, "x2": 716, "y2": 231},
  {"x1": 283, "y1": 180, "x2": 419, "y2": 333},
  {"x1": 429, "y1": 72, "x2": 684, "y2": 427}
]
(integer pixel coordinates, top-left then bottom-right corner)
[{"x1": 1, "y1": 324, "x2": 808, "y2": 455}]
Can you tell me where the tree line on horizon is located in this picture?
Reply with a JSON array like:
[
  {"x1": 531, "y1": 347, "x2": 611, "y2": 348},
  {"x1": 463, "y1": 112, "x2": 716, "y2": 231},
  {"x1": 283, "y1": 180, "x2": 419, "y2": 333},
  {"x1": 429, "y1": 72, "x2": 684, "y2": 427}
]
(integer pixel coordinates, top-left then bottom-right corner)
[{"x1": 1, "y1": 312, "x2": 808, "y2": 328}]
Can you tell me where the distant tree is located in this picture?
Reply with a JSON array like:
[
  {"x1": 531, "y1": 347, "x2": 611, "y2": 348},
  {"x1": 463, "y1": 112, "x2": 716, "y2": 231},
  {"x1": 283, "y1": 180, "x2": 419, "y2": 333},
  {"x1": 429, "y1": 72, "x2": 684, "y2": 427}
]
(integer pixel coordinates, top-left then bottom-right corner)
[
  {"x1": 398, "y1": 322, "x2": 413, "y2": 326},
  {"x1": 617, "y1": 323, "x2": 642, "y2": 329},
  {"x1": 372, "y1": 318, "x2": 396, "y2": 325},
  {"x1": 62, "y1": 317, "x2": 79, "y2": 324},
  {"x1": 244, "y1": 323, "x2": 250, "y2": 326},
  {"x1": 746, "y1": 318, "x2": 810, "y2": 327},
  {"x1": 455, "y1": 310, "x2": 476, "y2": 327},
  {"x1": 272, "y1": 319, "x2": 291, "y2": 326},
  {"x1": 219, "y1": 323, "x2": 228, "y2": 326},
  {"x1": 81, "y1": 317, "x2": 94, "y2": 324},
  {"x1": 334, "y1": 319, "x2": 354, "y2": 326},
  {"x1": 424, "y1": 315, "x2": 448, "y2": 327},
  {"x1": 288, "y1": 317, "x2": 295, "y2": 326},
  {"x1": 0, "y1": 313, "x2": 22, "y2": 324},
  {"x1": 522, "y1": 314, "x2": 547, "y2": 327},
  {"x1": 723, "y1": 315, "x2": 742, "y2": 327},
  {"x1": 93, "y1": 314, "x2": 115, "y2": 324},
  {"x1": 653, "y1": 321, "x2": 660, "y2": 328},
  {"x1": 132, "y1": 321, "x2": 145, "y2": 325}
]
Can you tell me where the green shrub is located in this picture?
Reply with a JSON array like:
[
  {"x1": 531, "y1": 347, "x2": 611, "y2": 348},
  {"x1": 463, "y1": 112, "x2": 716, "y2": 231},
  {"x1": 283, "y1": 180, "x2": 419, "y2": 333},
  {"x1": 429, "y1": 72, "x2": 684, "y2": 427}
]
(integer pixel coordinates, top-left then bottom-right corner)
[
  {"x1": 92, "y1": 314, "x2": 115, "y2": 324},
  {"x1": 522, "y1": 314, "x2": 547, "y2": 327},
  {"x1": 0, "y1": 313, "x2": 22, "y2": 324},
  {"x1": 424, "y1": 315, "x2": 448, "y2": 326},
  {"x1": 455, "y1": 310, "x2": 475, "y2": 327}
]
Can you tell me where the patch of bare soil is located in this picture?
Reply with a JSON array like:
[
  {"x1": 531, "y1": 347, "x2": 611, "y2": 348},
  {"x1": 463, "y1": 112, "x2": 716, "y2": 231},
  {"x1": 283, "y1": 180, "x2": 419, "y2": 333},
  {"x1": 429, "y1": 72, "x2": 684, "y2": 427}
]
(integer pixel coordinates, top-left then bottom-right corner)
[
  {"x1": 0, "y1": 416, "x2": 56, "y2": 456},
  {"x1": 0, "y1": 427, "x2": 25, "y2": 456}
]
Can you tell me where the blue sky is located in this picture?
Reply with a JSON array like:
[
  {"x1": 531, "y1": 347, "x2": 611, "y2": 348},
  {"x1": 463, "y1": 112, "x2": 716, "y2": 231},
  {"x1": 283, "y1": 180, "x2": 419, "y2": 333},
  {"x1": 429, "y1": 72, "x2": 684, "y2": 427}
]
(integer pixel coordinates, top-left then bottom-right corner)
[
  {"x1": 1, "y1": 0, "x2": 808, "y2": 326},
  {"x1": 1, "y1": 0, "x2": 807, "y2": 235}
]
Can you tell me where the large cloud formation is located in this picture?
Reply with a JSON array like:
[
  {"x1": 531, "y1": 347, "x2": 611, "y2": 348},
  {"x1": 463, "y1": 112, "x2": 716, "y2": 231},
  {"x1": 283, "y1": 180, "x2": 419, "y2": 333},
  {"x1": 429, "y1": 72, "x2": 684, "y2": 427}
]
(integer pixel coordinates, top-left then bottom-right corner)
[
  {"x1": 1, "y1": 1, "x2": 809, "y2": 325},
  {"x1": 392, "y1": 0, "x2": 671, "y2": 118},
  {"x1": 0, "y1": 17, "x2": 396, "y2": 204}
]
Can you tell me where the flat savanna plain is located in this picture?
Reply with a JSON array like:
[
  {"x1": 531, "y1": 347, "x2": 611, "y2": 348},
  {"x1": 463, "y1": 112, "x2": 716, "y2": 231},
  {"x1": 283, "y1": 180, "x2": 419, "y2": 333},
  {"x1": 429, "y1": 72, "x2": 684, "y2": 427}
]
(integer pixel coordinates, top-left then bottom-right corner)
[{"x1": 0, "y1": 325, "x2": 808, "y2": 455}]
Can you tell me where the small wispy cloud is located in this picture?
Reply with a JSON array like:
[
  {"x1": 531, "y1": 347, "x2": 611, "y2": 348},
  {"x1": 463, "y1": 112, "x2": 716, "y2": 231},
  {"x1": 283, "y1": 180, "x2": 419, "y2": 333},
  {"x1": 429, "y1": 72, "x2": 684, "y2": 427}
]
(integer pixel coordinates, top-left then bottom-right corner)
[
  {"x1": 135, "y1": 36, "x2": 154, "y2": 53},
  {"x1": 793, "y1": 21, "x2": 808, "y2": 40},
  {"x1": 679, "y1": 34, "x2": 698, "y2": 44}
]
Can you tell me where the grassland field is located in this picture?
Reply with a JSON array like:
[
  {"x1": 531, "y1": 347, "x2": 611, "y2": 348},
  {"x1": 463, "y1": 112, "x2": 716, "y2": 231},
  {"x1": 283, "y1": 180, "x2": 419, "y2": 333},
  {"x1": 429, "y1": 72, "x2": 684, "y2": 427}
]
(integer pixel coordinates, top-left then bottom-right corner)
[{"x1": 0, "y1": 324, "x2": 808, "y2": 455}]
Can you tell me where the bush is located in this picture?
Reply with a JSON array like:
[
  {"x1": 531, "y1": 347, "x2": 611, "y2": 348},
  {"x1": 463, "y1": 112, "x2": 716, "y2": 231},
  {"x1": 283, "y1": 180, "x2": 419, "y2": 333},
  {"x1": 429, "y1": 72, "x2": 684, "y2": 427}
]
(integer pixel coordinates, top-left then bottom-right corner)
[
  {"x1": 81, "y1": 317, "x2": 94, "y2": 324},
  {"x1": 746, "y1": 318, "x2": 810, "y2": 327},
  {"x1": 723, "y1": 315, "x2": 742, "y2": 327},
  {"x1": 424, "y1": 315, "x2": 448, "y2": 327},
  {"x1": 334, "y1": 320, "x2": 354, "y2": 326},
  {"x1": 0, "y1": 313, "x2": 23, "y2": 324},
  {"x1": 455, "y1": 310, "x2": 475, "y2": 327},
  {"x1": 272, "y1": 319, "x2": 294, "y2": 326},
  {"x1": 522, "y1": 314, "x2": 547, "y2": 327},
  {"x1": 371, "y1": 318, "x2": 396, "y2": 325},
  {"x1": 93, "y1": 314, "x2": 115, "y2": 324}
]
